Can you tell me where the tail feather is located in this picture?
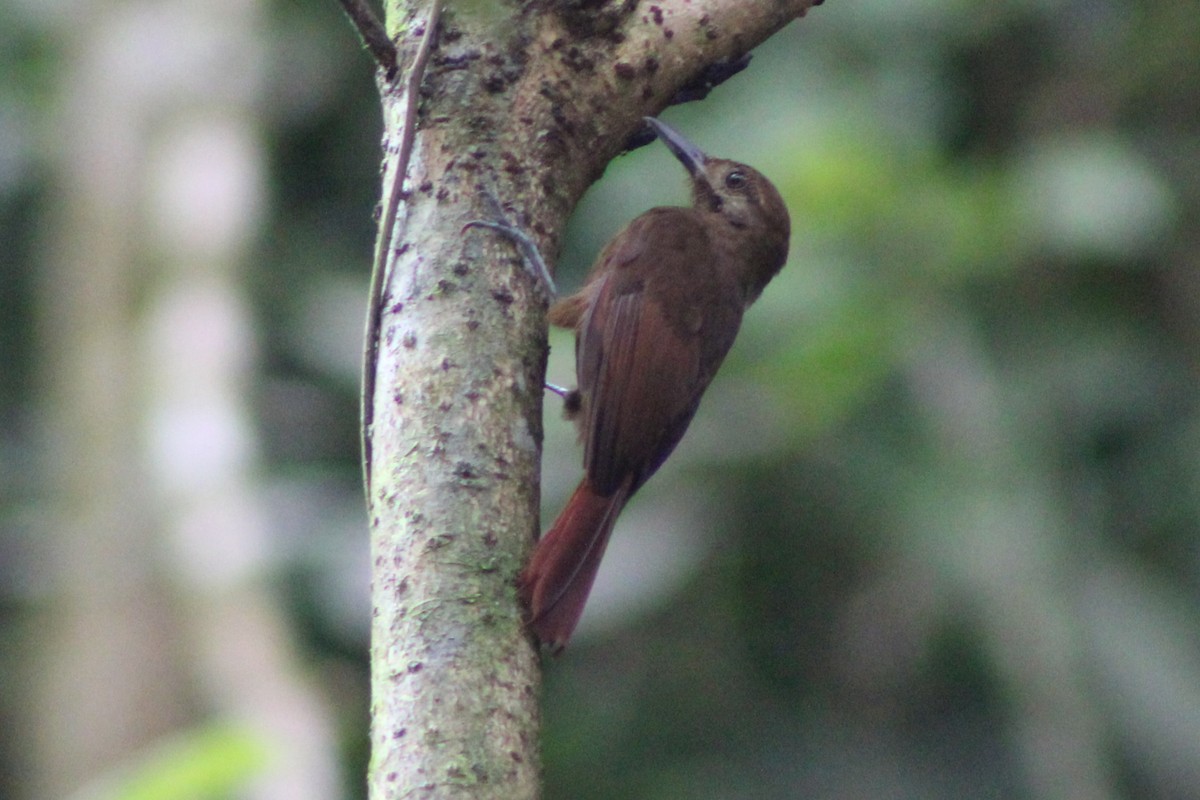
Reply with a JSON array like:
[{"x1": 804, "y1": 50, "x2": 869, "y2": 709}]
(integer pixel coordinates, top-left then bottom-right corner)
[{"x1": 520, "y1": 478, "x2": 628, "y2": 650}]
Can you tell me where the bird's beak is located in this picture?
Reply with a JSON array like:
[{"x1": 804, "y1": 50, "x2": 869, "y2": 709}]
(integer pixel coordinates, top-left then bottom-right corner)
[{"x1": 643, "y1": 117, "x2": 708, "y2": 179}]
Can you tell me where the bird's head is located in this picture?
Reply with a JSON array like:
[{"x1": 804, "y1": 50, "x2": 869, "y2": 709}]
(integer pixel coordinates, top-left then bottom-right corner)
[{"x1": 644, "y1": 116, "x2": 791, "y2": 298}]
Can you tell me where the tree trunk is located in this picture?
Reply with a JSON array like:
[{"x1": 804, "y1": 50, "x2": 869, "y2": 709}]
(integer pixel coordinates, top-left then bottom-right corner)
[{"x1": 364, "y1": 1, "x2": 819, "y2": 797}]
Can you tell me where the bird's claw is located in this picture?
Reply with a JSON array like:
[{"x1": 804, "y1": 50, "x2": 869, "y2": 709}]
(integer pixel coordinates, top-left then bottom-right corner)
[{"x1": 463, "y1": 190, "x2": 557, "y2": 299}]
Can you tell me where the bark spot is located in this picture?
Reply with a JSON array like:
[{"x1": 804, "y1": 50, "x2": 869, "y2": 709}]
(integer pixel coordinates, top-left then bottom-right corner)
[
  {"x1": 433, "y1": 50, "x2": 480, "y2": 70},
  {"x1": 501, "y1": 152, "x2": 525, "y2": 176},
  {"x1": 614, "y1": 62, "x2": 636, "y2": 80},
  {"x1": 550, "y1": 103, "x2": 571, "y2": 131},
  {"x1": 454, "y1": 461, "x2": 478, "y2": 479},
  {"x1": 483, "y1": 73, "x2": 507, "y2": 93},
  {"x1": 561, "y1": 46, "x2": 594, "y2": 73},
  {"x1": 427, "y1": 533, "x2": 455, "y2": 550}
]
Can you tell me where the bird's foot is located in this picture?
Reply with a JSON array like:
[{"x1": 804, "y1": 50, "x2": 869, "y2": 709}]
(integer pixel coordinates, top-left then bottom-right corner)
[
  {"x1": 463, "y1": 189, "x2": 557, "y2": 299},
  {"x1": 545, "y1": 383, "x2": 582, "y2": 418}
]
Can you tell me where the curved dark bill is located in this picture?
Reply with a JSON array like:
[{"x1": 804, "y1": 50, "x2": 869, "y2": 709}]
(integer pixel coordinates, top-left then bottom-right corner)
[{"x1": 643, "y1": 117, "x2": 707, "y2": 177}]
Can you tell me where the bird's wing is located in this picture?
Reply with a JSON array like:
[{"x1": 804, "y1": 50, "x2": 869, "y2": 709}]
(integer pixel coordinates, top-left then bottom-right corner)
[{"x1": 577, "y1": 210, "x2": 734, "y2": 496}]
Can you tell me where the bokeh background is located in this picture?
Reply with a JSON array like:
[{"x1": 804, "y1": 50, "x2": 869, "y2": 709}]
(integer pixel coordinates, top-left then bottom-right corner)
[{"x1": 2, "y1": 0, "x2": 1199, "y2": 798}]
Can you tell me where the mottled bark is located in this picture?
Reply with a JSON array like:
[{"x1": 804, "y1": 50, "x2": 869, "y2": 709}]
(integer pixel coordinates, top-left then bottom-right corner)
[{"x1": 364, "y1": 1, "x2": 819, "y2": 798}]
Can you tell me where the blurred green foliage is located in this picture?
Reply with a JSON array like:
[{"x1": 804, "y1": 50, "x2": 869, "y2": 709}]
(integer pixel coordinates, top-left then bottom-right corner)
[{"x1": 71, "y1": 726, "x2": 268, "y2": 800}]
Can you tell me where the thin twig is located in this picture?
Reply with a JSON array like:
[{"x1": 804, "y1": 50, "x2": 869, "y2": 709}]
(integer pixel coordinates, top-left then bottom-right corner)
[
  {"x1": 336, "y1": 0, "x2": 397, "y2": 72},
  {"x1": 361, "y1": 0, "x2": 442, "y2": 498}
]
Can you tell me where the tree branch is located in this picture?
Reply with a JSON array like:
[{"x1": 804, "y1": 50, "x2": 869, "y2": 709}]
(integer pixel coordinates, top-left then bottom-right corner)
[{"x1": 338, "y1": 0, "x2": 397, "y2": 72}]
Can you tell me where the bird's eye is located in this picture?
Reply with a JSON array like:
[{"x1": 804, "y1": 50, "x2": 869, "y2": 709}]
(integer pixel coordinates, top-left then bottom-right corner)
[{"x1": 725, "y1": 171, "x2": 748, "y2": 190}]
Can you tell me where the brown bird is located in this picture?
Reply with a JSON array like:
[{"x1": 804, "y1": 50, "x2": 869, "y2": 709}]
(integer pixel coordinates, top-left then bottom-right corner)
[{"x1": 522, "y1": 117, "x2": 791, "y2": 650}]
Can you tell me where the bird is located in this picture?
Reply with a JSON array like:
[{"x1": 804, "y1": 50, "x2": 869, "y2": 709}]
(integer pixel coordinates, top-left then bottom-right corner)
[{"x1": 522, "y1": 116, "x2": 791, "y2": 650}]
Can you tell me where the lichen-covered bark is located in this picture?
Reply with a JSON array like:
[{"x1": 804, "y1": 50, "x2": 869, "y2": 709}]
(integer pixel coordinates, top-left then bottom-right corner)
[{"x1": 366, "y1": 1, "x2": 819, "y2": 798}]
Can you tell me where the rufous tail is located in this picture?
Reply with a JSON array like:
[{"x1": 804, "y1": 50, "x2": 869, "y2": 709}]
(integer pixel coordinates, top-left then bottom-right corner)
[{"x1": 519, "y1": 478, "x2": 628, "y2": 651}]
